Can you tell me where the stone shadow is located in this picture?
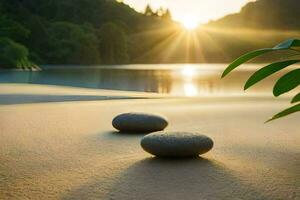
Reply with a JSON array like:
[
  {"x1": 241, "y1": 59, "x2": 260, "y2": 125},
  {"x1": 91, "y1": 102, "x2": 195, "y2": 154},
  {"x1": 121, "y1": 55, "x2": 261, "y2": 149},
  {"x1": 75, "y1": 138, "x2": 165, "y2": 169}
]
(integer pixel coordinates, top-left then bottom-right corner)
[
  {"x1": 63, "y1": 157, "x2": 272, "y2": 200},
  {"x1": 0, "y1": 94, "x2": 148, "y2": 105}
]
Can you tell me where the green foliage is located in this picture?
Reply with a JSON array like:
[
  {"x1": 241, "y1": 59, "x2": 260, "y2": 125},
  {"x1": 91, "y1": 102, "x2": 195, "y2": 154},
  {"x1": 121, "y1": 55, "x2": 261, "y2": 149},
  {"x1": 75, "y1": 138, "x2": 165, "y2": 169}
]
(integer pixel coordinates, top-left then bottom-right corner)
[
  {"x1": 0, "y1": 0, "x2": 299, "y2": 66},
  {"x1": 0, "y1": 0, "x2": 174, "y2": 66},
  {"x1": 266, "y1": 103, "x2": 300, "y2": 122},
  {"x1": 222, "y1": 39, "x2": 300, "y2": 122},
  {"x1": 0, "y1": 16, "x2": 30, "y2": 43},
  {"x1": 244, "y1": 60, "x2": 300, "y2": 90},
  {"x1": 291, "y1": 93, "x2": 300, "y2": 103},
  {"x1": 46, "y1": 22, "x2": 101, "y2": 64},
  {"x1": 221, "y1": 39, "x2": 300, "y2": 77},
  {"x1": 98, "y1": 23, "x2": 129, "y2": 64},
  {"x1": 273, "y1": 68, "x2": 300, "y2": 97},
  {"x1": 0, "y1": 15, "x2": 36, "y2": 68},
  {"x1": 0, "y1": 37, "x2": 35, "y2": 69}
]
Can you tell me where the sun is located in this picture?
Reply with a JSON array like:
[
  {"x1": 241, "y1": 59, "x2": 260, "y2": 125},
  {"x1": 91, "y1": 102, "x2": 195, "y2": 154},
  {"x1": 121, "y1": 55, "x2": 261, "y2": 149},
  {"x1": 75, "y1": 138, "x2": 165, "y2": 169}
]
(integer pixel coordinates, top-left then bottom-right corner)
[{"x1": 180, "y1": 15, "x2": 200, "y2": 30}]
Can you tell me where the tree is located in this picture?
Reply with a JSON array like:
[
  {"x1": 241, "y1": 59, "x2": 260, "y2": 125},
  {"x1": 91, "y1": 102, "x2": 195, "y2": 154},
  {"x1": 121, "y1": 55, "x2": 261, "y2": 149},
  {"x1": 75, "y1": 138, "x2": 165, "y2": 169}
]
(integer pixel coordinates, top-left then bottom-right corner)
[
  {"x1": 222, "y1": 39, "x2": 300, "y2": 122},
  {"x1": 156, "y1": 7, "x2": 165, "y2": 17},
  {"x1": 47, "y1": 22, "x2": 101, "y2": 64},
  {"x1": 0, "y1": 0, "x2": 179, "y2": 66},
  {"x1": 144, "y1": 5, "x2": 172, "y2": 20},
  {"x1": 0, "y1": 37, "x2": 35, "y2": 69},
  {"x1": 161, "y1": 9, "x2": 172, "y2": 20},
  {"x1": 0, "y1": 16, "x2": 30, "y2": 43},
  {"x1": 144, "y1": 4, "x2": 154, "y2": 16},
  {"x1": 98, "y1": 23, "x2": 129, "y2": 64}
]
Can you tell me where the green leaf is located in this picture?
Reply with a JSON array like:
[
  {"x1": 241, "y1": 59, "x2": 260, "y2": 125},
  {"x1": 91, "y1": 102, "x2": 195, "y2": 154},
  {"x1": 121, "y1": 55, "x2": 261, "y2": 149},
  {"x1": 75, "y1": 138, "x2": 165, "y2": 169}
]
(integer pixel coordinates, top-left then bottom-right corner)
[
  {"x1": 222, "y1": 39, "x2": 300, "y2": 78},
  {"x1": 291, "y1": 93, "x2": 300, "y2": 103},
  {"x1": 274, "y1": 38, "x2": 300, "y2": 49},
  {"x1": 244, "y1": 60, "x2": 300, "y2": 90},
  {"x1": 222, "y1": 49, "x2": 274, "y2": 78},
  {"x1": 273, "y1": 68, "x2": 300, "y2": 97},
  {"x1": 266, "y1": 103, "x2": 300, "y2": 122}
]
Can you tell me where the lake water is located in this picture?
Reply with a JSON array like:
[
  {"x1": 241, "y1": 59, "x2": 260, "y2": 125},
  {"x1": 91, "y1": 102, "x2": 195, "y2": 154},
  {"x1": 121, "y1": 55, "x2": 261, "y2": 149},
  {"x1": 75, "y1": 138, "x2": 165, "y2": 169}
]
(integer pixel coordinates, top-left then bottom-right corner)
[{"x1": 0, "y1": 64, "x2": 297, "y2": 97}]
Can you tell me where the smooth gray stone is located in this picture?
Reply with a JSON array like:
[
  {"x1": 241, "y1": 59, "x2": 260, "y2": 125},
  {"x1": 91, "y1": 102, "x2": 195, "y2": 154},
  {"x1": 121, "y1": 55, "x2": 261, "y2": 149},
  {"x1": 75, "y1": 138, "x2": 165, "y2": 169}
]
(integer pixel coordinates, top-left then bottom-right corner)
[
  {"x1": 141, "y1": 132, "x2": 214, "y2": 157},
  {"x1": 112, "y1": 113, "x2": 168, "y2": 133}
]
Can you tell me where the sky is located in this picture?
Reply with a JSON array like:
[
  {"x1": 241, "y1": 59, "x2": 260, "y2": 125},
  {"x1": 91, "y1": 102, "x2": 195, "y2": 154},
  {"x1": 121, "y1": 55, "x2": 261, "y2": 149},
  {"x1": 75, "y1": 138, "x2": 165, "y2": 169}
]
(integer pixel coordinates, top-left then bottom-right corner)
[{"x1": 123, "y1": 0, "x2": 253, "y2": 24}]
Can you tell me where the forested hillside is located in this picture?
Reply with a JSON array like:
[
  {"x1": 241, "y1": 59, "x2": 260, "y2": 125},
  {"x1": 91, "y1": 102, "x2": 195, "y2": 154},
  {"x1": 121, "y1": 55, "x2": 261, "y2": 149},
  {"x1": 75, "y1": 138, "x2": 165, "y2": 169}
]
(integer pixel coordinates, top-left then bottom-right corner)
[
  {"x1": 0, "y1": 0, "x2": 175, "y2": 68},
  {"x1": 0, "y1": 0, "x2": 300, "y2": 68},
  {"x1": 207, "y1": 0, "x2": 300, "y2": 30}
]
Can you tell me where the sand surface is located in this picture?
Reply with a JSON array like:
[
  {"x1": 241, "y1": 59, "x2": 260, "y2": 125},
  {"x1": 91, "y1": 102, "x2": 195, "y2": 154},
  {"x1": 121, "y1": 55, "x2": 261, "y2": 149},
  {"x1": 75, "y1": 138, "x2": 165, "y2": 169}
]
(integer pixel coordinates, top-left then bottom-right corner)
[{"x1": 0, "y1": 84, "x2": 299, "y2": 200}]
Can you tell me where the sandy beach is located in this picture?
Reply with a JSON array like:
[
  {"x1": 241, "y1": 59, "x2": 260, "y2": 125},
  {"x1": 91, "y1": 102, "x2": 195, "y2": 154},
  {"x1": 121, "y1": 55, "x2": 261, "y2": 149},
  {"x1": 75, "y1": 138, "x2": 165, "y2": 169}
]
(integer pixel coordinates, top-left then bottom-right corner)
[{"x1": 0, "y1": 83, "x2": 299, "y2": 200}]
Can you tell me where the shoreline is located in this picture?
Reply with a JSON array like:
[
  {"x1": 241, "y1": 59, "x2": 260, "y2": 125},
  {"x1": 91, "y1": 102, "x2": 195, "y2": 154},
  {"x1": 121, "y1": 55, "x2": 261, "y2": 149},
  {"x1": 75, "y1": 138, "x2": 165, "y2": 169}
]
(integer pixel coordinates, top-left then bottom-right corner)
[
  {"x1": 0, "y1": 83, "x2": 294, "y2": 105},
  {"x1": 0, "y1": 83, "x2": 299, "y2": 199}
]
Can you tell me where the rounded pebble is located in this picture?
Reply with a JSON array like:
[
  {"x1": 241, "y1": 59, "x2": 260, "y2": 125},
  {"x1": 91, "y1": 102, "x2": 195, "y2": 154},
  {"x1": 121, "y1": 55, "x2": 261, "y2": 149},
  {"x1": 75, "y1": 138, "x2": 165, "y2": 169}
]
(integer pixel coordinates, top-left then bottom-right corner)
[
  {"x1": 141, "y1": 132, "x2": 214, "y2": 157},
  {"x1": 112, "y1": 112, "x2": 168, "y2": 133}
]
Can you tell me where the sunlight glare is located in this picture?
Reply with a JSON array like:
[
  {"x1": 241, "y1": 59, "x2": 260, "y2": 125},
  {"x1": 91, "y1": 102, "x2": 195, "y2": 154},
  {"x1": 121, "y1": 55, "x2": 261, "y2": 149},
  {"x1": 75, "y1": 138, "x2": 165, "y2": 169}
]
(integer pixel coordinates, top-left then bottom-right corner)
[
  {"x1": 181, "y1": 67, "x2": 197, "y2": 78},
  {"x1": 180, "y1": 15, "x2": 200, "y2": 30},
  {"x1": 184, "y1": 82, "x2": 198, "y2": 96},
  {"x1": 181, "y1": 66, "x2": 199, "y2": 96}
]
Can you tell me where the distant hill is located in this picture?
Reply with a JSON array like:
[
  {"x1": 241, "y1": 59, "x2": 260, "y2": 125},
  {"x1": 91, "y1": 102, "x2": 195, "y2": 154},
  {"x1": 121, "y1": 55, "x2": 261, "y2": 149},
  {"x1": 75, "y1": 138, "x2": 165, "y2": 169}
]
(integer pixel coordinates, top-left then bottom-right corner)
[
  {"x1": 0, "y1": 0, "x2": 176, "y2": 67},
  {"x1": 0, "y1": 0, "x2": 300, "y2": 67},
  {"x1": 207, "y1": 0, "x2": 300, "y2": 30}
]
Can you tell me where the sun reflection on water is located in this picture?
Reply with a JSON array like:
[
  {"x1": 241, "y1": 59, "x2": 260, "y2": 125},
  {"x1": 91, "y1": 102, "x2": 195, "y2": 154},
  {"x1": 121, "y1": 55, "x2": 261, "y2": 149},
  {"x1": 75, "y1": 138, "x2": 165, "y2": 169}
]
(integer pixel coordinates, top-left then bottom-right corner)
[
  {"x1": 184, "y1": 82, "x2": 198, "y2": 96},
  {"x1": 180, "y1": 66, "x2": 198, "y2": 78},
  {"x1": 179, "y1": 66, "x2": 199, "y2": 96}
]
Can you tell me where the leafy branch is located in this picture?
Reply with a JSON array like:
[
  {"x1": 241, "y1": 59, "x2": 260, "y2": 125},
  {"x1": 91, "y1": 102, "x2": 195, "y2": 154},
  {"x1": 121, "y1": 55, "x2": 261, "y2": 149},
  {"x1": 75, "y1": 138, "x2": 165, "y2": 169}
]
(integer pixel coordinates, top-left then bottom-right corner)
[{"x1": 222, "y1": 39, "x2": 300, "y2": 122}]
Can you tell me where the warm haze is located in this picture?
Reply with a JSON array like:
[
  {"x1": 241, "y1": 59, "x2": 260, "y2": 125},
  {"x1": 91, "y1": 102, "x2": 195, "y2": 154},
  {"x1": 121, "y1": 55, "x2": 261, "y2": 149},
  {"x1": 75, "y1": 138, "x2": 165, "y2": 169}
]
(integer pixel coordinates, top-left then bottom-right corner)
[
  {"x1": 123, "y1": 0, "x2": 253, "y2": 26},
  {"x1": 1, "y1": 0, "x2": 299, "y2": 199}
]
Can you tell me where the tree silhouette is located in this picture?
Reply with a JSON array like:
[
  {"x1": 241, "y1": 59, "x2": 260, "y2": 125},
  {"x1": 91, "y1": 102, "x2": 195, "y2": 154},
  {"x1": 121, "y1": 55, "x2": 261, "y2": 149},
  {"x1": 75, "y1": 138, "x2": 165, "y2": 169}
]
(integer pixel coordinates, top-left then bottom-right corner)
[
  {"x1": 162, "y1": 9, "x2": 172, "y2": 20},
  {"x1": 98, "y1": 23, "x2": 129, "y2": 64},
  {"x1": 144, "y1": 4, "x2": 154, "y2": 16}
]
